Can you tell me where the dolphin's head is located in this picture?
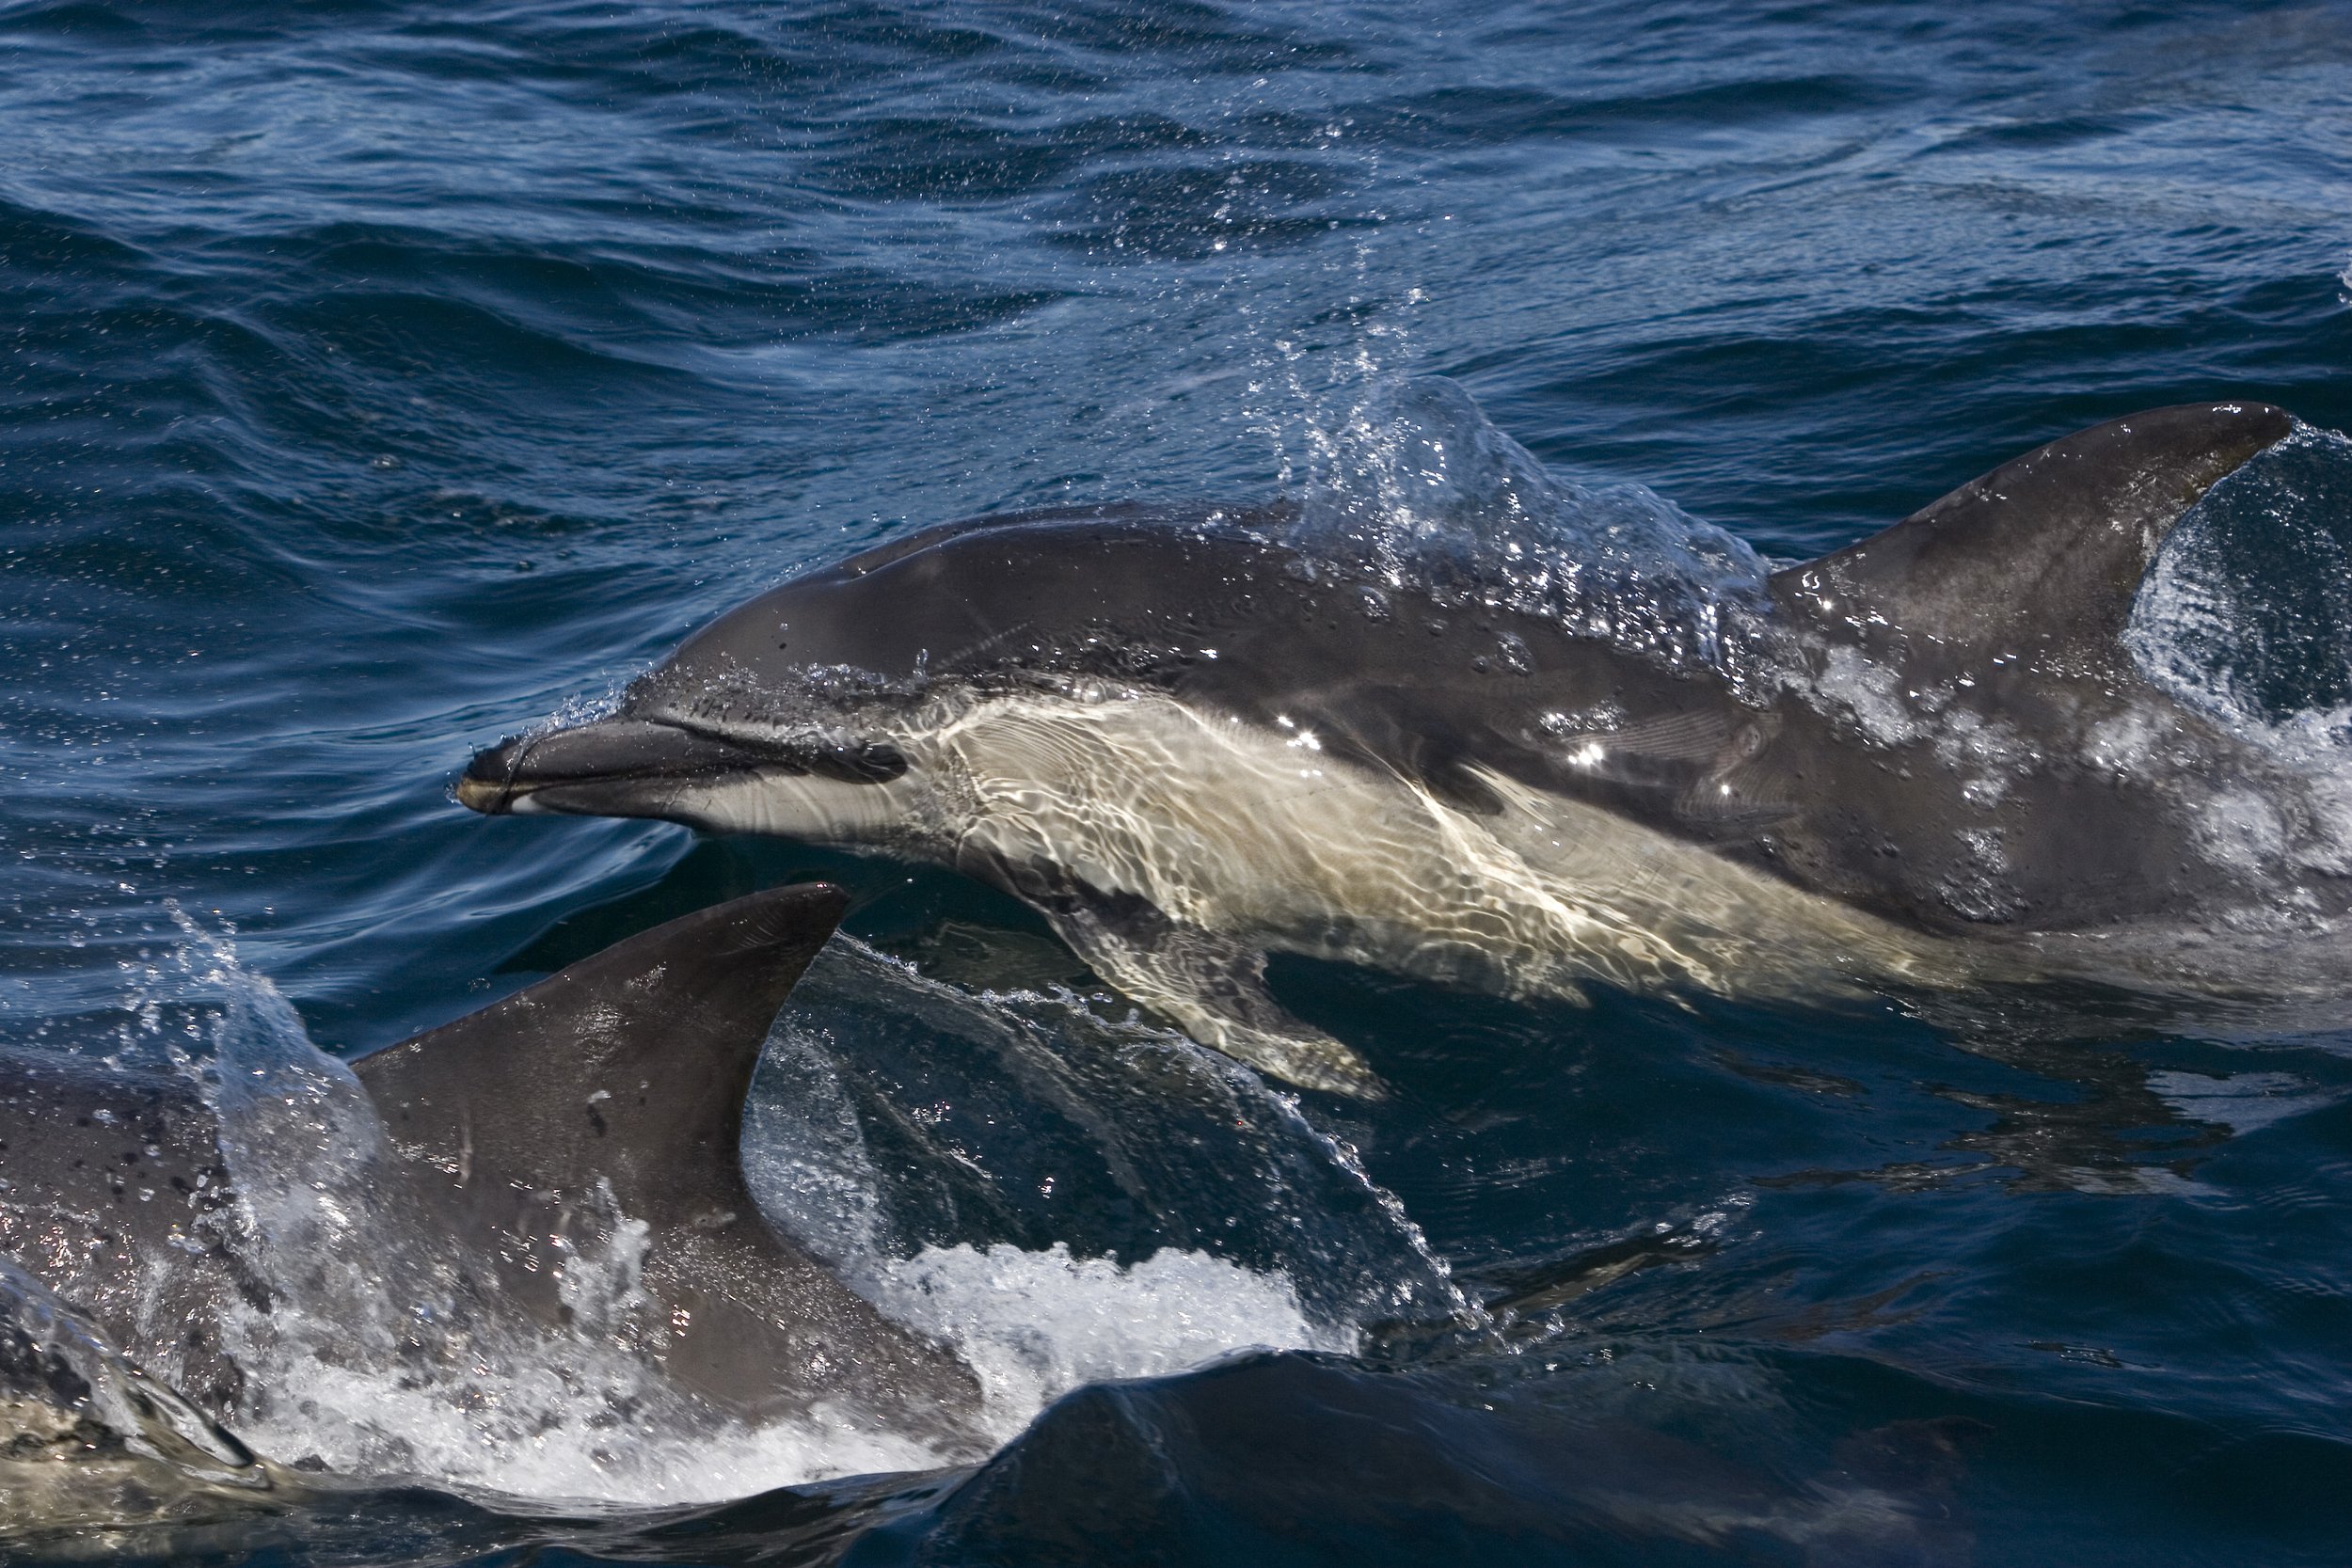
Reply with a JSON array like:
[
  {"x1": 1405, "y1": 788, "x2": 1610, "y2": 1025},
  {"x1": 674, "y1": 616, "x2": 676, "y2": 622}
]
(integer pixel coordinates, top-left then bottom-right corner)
[
  {"x1": 457, "y1": 552, "x2": 955, "y2": 841},
  {"x1": 458, "y1": 506, "x2": 1287, "y2": 840}
]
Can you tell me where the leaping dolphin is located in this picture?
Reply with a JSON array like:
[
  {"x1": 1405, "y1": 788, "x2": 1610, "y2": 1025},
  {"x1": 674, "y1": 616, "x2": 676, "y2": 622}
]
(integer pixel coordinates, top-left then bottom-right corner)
[
  {"x1": 456, "y1": 403, "x2": 2317, "y2": 1094},
  {"x1": 0, "y1": 886, "x2": 987, "y2": 1455}
]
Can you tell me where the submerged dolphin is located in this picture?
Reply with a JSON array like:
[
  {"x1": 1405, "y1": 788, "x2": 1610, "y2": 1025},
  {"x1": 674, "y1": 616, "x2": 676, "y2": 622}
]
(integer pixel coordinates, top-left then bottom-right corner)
[
  {"x1": 0, "y1": 1255, "x2": 298, "y2": 1531},
  {"x1": 0, "y1": 886, "x2": 986, "y2": 1451},
  {"x1": 457, "y1": 403, "x2": 2316, "y2": 1093}
]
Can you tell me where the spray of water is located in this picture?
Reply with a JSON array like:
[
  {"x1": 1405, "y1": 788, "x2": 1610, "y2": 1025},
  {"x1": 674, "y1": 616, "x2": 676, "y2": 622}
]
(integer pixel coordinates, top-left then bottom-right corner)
[
  {"x1": 2126, "y1": 421, "x2": 2352, "y2": 882},
  {"x1": 6, "y1": 917, "x2": 1431, "y2": 1513},
  {"x1": 1285, "y1": 375, "x2": 1770, "y2": 673}
]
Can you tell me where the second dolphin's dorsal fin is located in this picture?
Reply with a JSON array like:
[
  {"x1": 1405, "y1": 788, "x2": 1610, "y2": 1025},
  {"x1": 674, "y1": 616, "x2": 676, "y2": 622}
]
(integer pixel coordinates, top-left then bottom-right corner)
[
  {"x1": 351, "y1": 883, "x2": 987, "y2": 1438},
  {"x1": 1771, "y1": 402, "x2": 2291, "y2": 671},
  {"x1": 354, "y1": 882, "x2": 848, "y2": 1226}
]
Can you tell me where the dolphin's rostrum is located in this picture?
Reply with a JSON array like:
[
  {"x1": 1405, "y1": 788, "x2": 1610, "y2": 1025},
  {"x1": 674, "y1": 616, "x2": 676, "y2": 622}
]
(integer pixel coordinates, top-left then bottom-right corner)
[{"x1": 460, "y1": 403, "x2": 2317, "y2": 1094}]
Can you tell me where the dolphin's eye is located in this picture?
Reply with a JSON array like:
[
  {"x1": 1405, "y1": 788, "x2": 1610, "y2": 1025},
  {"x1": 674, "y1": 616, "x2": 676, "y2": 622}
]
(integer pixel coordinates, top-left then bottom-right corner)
[{"x1": 804, "y1": 742, "x2": 907, "y2": 784}]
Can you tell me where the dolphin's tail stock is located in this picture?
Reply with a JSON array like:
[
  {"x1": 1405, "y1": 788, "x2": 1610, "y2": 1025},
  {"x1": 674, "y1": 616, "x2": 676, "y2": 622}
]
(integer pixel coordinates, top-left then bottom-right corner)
[{"x1": 354, "y1": 885, "x2": 987, "y2": 1448}]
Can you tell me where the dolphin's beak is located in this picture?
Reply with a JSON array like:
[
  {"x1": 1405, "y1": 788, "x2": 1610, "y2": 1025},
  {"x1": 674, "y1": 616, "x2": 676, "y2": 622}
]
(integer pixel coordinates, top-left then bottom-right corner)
[
  {"x1": 458, "y1": 716, "x2": 910, "y2": 816},
  {"x1": 457, "y1": 719, "x2": 773, "y2": 817}
]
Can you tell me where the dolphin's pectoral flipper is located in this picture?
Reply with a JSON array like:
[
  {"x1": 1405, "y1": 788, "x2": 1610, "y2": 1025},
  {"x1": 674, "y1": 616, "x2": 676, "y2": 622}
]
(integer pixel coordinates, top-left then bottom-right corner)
[
  {"x1": 355, "y1": 885, "x2": 986, "y2": 1437},
  {"x1": 1043, "y1": 889, "x2": 1383, "y2": 1099}
]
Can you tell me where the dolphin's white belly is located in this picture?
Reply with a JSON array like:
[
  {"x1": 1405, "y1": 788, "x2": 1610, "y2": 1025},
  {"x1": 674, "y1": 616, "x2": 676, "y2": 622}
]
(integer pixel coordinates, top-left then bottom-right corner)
[
  {"x1": 897, "y1": 692, "x2": 1963, "y2": 1004},
  {"x1": 672, "y1": 687, "x2": 2352, "y2": 1090},
  {"x1": 669, "y1": 689, "x2": 1970, "y2": 1092}
]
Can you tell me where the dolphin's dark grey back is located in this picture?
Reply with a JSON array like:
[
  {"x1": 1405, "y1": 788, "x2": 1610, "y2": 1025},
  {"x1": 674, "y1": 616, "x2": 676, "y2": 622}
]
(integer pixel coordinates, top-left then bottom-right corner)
[{"x1": 640, "y1": 499, "x2": 1701, "y2": 822}]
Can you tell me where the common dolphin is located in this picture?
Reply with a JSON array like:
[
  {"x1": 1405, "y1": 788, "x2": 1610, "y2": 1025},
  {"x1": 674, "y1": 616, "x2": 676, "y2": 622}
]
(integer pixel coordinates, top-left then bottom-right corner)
[
  {"x1": 456, "y1": 403, "x2": 2312, "y2": 1094},
  {"x1": 0, "y1": 885, "x2": 986, "y2": 1451}
]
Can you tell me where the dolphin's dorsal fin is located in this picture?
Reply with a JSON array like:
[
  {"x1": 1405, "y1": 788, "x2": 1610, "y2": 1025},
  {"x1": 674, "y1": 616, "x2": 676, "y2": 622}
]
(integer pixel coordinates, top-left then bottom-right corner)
[
  {"x1": 1772, "y1": 403, "x2": 2290, "y2": 671},
  {"x1": 346, "y1": 883, "x2": 987, "y2": 1435},
  {"x1": 355, "y1": 883, "x2": 848, "y2": 1227}
]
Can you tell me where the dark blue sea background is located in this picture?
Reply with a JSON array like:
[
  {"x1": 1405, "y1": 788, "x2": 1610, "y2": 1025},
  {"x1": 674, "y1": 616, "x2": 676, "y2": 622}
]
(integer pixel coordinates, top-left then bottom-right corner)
[{"x1": 6, "y1": 3, "x2": 2352, "y2": 1563}]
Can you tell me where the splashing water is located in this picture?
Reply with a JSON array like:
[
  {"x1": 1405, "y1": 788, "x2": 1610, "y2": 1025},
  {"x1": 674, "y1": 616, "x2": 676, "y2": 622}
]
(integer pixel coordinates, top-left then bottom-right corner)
[
  {"x1": 739, "y1": 941, "x2": 1434, "y2": 1442},
  {"x1": 160, "y1": 919, "x2": 943, "y2": 1504},
  {"x1": 866, "y1": 1243, "x2": 1345, "y2": 1445},
  {"x1": 1292, "y1": 376, "x2": 1770, "y2": 671},
  {"x1": 0, "y1": 1258, "x2": 282, "y2": 1532},
  {"x1": 746, "y1": 940, "x2": 1468, "y2": 1349},
  {"x1": 2125, "y1": 421, "x2": 2352, "y2": 883},
  {"x1": 2131, "y1": 422, "x2": 2352, "y2": 744},
  {"x1": 6, "y1": 918, "x2": 1399, "y2": 1513}
]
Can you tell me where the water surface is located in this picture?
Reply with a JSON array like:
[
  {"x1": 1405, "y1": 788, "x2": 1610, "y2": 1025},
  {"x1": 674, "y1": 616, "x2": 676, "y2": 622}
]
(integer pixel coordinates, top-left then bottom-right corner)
[{"x1": 4, "y1": 2, "x2": 2351, "y2": 1563}]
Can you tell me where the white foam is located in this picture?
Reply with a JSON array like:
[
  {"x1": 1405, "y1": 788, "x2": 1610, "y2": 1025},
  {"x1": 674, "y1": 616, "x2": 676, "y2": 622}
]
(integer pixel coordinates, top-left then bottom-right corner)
[
  {"x1": 2194, "y1": 786, "x2": 2292, "y2": 873},
  {"x1": 863, "y1": 1242, "x2": 1348, "y2": 1444},
  {"x1": 218, "y1": 1298, "x2": 945, "y2": 1507},
  {"x1": 215, "y1": 1233, "x2": 1337, "y2": 1507}
]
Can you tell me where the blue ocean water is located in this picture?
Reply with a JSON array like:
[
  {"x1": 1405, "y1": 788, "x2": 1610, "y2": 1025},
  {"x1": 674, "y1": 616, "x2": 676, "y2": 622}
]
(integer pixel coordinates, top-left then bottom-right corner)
[{"x1": 5, "y1": 2, "x2": 2352, "y2": 1562}]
